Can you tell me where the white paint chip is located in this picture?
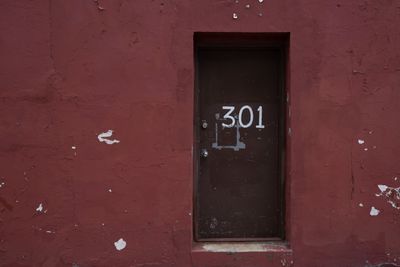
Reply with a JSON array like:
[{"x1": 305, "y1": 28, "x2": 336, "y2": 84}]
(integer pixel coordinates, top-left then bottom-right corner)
[
  {"x1": 258, "y1": 0, "x2": 264, "y2": 2},
  {"x1": 98, "y1": 130, "x2": 120, "y2": 145},
  {"x1": 358, "y1": 139, "x2": 365, "y2": 145},
  {"x1": 108, "y1": 189, "x2": 112, "y2": 193},
  {"x1": 370, "y1": 206, "x2": 380, "y2": 216},
  {"x1": 376, "y1": 183, "x2": 400, "y2": 210},
  {"x1": 114, "y1": 238, "x2": 127, "y2": 251},
  {"x1": 71, "y1": 146, "x2": 76, "y2": 150},
  {"x1": 378, "y1": 184, "x2": 388, "y2": 193},
  {"x1": 0, "y1": 182, "x2": 5, "y2": 188},
  {"x1": 36, "y1": 203, "x2": 44, "y2": 212},
  {"x1": 364, "y1": 148, "x2": 368, "y2": 151},
  {"x1": 359, "y1": 203, "x2": 364, "y2": 207},
  {"x1": 233, "y1": 13, "x2": 238, "y2": 19}
]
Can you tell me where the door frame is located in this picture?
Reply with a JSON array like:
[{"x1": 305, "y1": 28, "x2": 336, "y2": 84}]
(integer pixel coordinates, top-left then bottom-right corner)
[{"x1": 193, "y1": 32, "x2": 289, "y2": 242}]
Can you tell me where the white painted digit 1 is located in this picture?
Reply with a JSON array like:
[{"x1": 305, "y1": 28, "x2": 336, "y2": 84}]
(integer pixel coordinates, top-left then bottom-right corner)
[
  {"x1": 222, "y1": 106, "x2": 235, "y2": 128},
  {"x1": 256, "y1": 106, "x2": 265, "y2": 129},
  {"x1": 238, "y1": 105, "x2": 254, "y2": 128}
]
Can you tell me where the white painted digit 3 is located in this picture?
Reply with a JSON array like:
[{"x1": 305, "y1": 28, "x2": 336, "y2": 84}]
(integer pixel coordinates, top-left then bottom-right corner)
[
  {"x1": 221, "y1": 105, "x2": 265, "y2": 129},
  {"x1": 222, "y1": 106, "x2": 235, "y2": 128}
]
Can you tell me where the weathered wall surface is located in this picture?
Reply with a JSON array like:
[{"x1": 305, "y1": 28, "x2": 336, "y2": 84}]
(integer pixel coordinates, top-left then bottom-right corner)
[{"x1": 0, "y1": 1, "x2": 399, "y2": 266}]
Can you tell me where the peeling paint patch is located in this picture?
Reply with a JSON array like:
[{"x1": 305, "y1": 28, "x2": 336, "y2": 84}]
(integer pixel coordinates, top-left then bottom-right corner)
[
  {"x1": 376, "y1": 184, "x2": 400, "y2": 210},
  {"x1": 378, "y1": 185, "x2": 389, "y2": 192},
  {"x1": 358, "y1": 139, "x2": 365, "y2": 144},
  {"x1": 370, "y1": 206, "x2": 380, "y2": 216},
  {"x1": 36, "y1": 203, "x2": 44, "y2": 212},
  {"x1": 114, "y1": 238, "x2": 127, "y2": 251},
  {"x1": 98, "y1": 130, "x2": 120, "y2": 145}
]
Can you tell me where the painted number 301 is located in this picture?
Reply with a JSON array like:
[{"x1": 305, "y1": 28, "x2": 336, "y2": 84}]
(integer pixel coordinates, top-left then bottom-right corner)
[{"x1": 222, "y1": 105, "x2": 265, "y2": 129}]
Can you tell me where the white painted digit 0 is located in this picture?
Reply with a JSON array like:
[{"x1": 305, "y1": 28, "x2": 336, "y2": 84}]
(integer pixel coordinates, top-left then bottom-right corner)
[
  {"x1": 238, "y1": 105, "x2": 253, "y2": 128},
  {"x1": 222, "y1": 106, "x2": 235, "y2": 128}
]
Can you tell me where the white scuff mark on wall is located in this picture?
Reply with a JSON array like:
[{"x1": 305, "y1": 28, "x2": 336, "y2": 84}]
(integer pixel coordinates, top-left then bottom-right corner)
[
  {"x1": 364, "y1": 148, "x2": 368, "y2": 151},
  {"x1": 0, "y1": 182, "x2": 5, "y2": 188},
  {"x1": 359, "y1": 203, "x2": 364, "y2": 207},
  {"x1": 358, "y1": 139, "x2": 365, "y2": 144},
  {"x1": 36, "y1": 203, "x2": 44, "y2": 212},
  {"x1": 258, "y1": 0, "x2": 264, "y2": 3},
  {"x1": 98, "y1": 130, "x2": 120, "y2": 145},
  {"x1": 232, "y1": 13, "x2": 238, "y2": 19},
  {"x1": 370, "y1": 206, "x2": 380, "y2": 216},
  {"x1": 376, "y1": 184, "x2": 400, "y2": 210},
  {"x1": 45, "y1": 230, "x2": 55, "y2": 234},
  {"x1": 72, "y1": 145, "x2": 77, "y2": 156},
  {"x1": 114, "y1": 238, "x2": 127, "y2": 251},
  {"x1": 108, "y1": 189, "x2": 112, "y2": 193}
]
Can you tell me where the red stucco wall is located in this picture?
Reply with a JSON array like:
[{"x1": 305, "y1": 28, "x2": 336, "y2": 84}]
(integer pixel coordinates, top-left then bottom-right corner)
[{"x1": 1, "y1": 1, "x2": 400, "y2": 266}]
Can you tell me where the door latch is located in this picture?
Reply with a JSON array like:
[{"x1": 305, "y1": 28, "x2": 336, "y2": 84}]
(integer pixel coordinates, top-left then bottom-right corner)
[{"x1": 201, "y1": 120, "x2": 208, "y2": 129}]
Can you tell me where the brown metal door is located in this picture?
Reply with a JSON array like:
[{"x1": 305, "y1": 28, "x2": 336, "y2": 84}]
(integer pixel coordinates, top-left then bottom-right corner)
[{"x1": 195, "y1": 45, "x2": 285, "y2": 240}]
